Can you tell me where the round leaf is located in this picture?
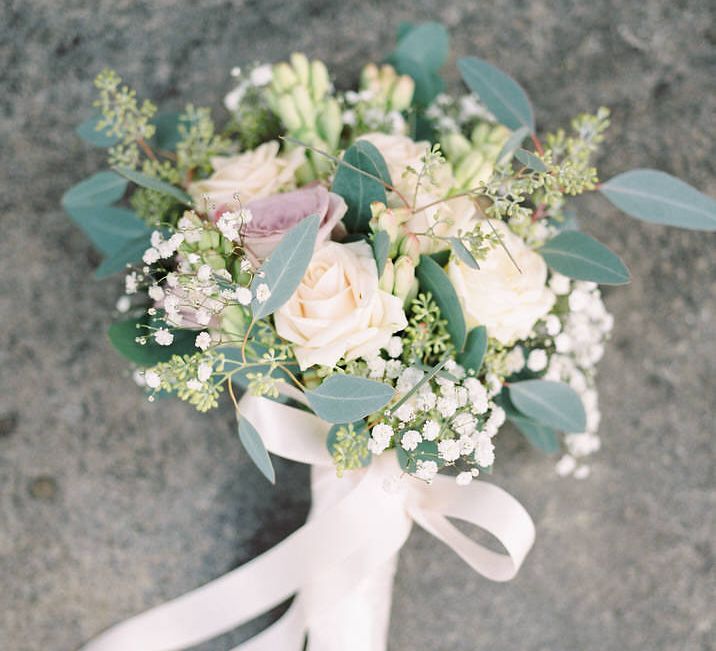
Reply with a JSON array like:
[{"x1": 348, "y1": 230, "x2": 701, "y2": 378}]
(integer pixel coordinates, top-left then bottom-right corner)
[
  {"x1": 508, "y1": 380, "x2": 586, "y2": 433},
  {"x1": 62, "y1": 171, "x2": 127, "y2": 208},
  {"x1": 305, "y1": 376, "x2": 394, "y2": 423}
]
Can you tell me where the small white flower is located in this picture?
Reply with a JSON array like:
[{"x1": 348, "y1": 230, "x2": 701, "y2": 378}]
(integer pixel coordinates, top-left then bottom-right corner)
[
  {"x1": 148, "y1": 285, "x2": 164, "y2": 301},
  {"x1": 115, "y1": 296, "x2": 131, "y2": 313},
  {"x1": 397, "y1": 366, "x2": 424, "y2": 394},
  {"x1": 144, "y1": 370, "x2": 161, "y2": 389},
  {"x1": 527, "y1": 349, "x2": 548, "y2": 372},
  {"x1": 487, "y1": 405, "x2": 506, "y2": 431},
  {"x1": 143, "y1": 247, "x2": 160, "y2": 265},
  {"x1": 422, "y1": 420, "x2": 440, "y2": 441},
  {"x1": 195, "y1": 332, "x2": 212, "y2": 351},
  {"x1": 195, "y1": 309, "x2": 212, "y2": 326},
  {"x1": 234, "y1": 287, "x2": 252, "y2": 305},
  {"x1": 367, "y1": 356, "x2": 386, "y2": 379},
  {"x1": 250, "y1": 63, "x2": 273, "y2": 86},
  {"x1": 255, "y1": 283, "x2": 271, "y2": 303},
  {"x1": 452, "y1": 412, "x2": 476, "y2": 436},
  {"x1": 438, "y1": 439, "x2": 461, "y2": 462},
  {"x1": 474, "y1": 433, "x2": 495, "y2": 467},
  {"x1": 385, "y1": 360, "x2": 403, "y2": 379},
  {"x1": 386, "y1": 336, "x2": 403, "y2": 359},
  {"x1": 165, "y1": 272, "x2": 179, "y2": 288},
  {"x1": 154, "y1": 328, "x2": 174, "y2": 346},
  {"x1": 568, "y1": 289, "x2": 590, "y2": 312},
  {"x1": 401, "y1": 430, "x2": 422, "y2": 451},
  {"x1": 555, "y1": 454, "x2": 577, "y2": 477},
  {"x1": 369, "y1": 423, "x2": 394, "y2": 455},
  {"x1": 393, "y1": 403, "x2": 415, "y2": 423},
  {"x1": 554, "y1": 332, "x2": 573, "y2": 353},
  {"x1": 544, "y1": 314, "x2": 562, "y2": 336},
  {"x1": 505, "y1": 347, "x2": 526, "y2": 374},
  {"x1": 186, "y1": 378, "x2": 203, "y2": 391},
  {"x1": 573, "y1": 465, "x2": 591, "y2": 480},
  {"x1": 125, "y1": 272, "x2": 138, "y2": 295},
  {"x1": 549, "y1": 273, "x2": 571, "y2": 295},
  {"x1": 415, "y1": 459, "x2": 438, "y2": 482},
  {"x1": 456, "y1": 471, "x2": 473, "y2": 486},
  {"x1": 197, "y1": 362, "x2": 213, "y2": 383},
  {"x1": 437, "y1": 396, "x2": 457, "y2": 418},
  {"x1": 197, "y1": 265, "x2": 213, "y2": 283}
]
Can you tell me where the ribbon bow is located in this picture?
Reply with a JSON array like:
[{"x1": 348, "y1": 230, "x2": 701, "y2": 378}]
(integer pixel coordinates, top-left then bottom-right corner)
[{"x1": 79, "y1": 394, "x2": 535, "y2": 651}]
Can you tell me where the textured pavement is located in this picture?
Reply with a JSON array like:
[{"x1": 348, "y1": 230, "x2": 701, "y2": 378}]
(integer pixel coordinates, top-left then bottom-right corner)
[{"x1": 1, "y1": 1, "x2": 715, "y2": 650}]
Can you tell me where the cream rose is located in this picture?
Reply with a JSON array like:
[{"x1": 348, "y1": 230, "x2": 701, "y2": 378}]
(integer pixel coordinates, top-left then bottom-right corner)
[
  {"x1": 188, "y1": 141, "x2": 304, "y2": 211},
  {"x1": 359, "y1": 133, "x2": 477, "y2": 253},
  {"x1": 448, "y1": 221, "x2": 556, "y2": 344},
  {"x1": 275, "y1": 241, "x2": 408, "y2": 369}
]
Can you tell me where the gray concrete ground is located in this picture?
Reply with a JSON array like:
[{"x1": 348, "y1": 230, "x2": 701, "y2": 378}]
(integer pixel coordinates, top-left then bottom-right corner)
[{"x1": 1, "y1": 1, "x2": 714, "y2": 650}]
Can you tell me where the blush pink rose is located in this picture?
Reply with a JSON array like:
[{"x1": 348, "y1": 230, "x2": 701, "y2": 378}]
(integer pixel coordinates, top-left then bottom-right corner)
[{"x1": 235, "y1": 185, "x2": 347, "y2": 261}]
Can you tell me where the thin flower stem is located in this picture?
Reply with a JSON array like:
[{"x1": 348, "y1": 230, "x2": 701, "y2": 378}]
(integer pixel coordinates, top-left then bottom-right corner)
[
  {"x1": 137, "y1": 137, "x2": 158, "y2": 162},
  {"x1": 227, "y1": 374, "x2": 241, "y2": 412}
]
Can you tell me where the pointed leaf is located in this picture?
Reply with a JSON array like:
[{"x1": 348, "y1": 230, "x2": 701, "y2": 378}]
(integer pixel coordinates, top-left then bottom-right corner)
[
  {"x1": 457, "y1": 57, "x2": 535, "y2": 132},
  {"x1": 150, "y1": 111, "x2": 184, "y2": 151},
  {"x1": 447, "y1": 237, "x2": 480, "y2": 269},
  {"x1": 238, "y1": 415, "x2": 276, "y2": 484},
  {"x1": 515, "y1": 148, "x2": 548, "y2": 172},
  {"x1": 508, "y1": 380, "x2": 586, "y2": 433},
  {"x1": 65, "y1": 206, "x2": 151, "y2": 256},
  {"x1": 95, "y1": 232, "x2": 153, "y2": 278},
  {"x1": 600, "y1": 169, "x2": 716, "y2": 231},
  {"x1": 76, "y1": 114, "x2": 121, "y2": 147},
  {"x1": 305, "y1": 375, "x2": 394, "y2": 423},
  {"x1": 497, "y1": 126, "x2": 531, "y2": 165},
  {"x1": 332, "y1": 141, "x2": 392, "y2": 233},
  {"x1": 250, "y1": 214, "x2": 320, "y2": 320},
  {"x1": 62, "y1": 171, "x2": 127, "y2": 208},
  {"x1": 114, "y1": 166, "x2": 192, "y2": 206},
  {"x1": 539, "y1": 231, "x2": 630, "y2": 285},
  {"x1": 415, "y1": 255, "x2": 467, "y2": 350},
  {"x1": 458, "y1": 326, "x2": 488, "y2": 373},
  {"x1": 372, "y1": 230, "x2": 391, "y2": 277}
]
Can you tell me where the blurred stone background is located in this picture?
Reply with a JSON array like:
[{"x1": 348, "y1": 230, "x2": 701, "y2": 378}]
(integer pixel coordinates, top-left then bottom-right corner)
[{"x1": 1, "y1": 1, "x2": 714, "y2": 649}]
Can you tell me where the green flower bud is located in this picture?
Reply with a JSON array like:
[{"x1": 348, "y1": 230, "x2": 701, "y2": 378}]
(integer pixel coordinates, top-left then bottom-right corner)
[
  {"x1": 271, "y1": 62, "x2": 298, "y2": 93},
  {"x1": 290, "y1": 53, "x2": 311, "y2": 86},
  {"x1": 310, "y1": 60, "x2": 330, "y2": 102},
  {"x1": 441, "y1": 132, "x2": 471, "y2": 162},
  {"x1": 317, "y1": 98, "x2": 342, "y2": 150},
  {"x1": 370, "y1": 202, "x2": 399, "y2": 242},
  {"x1": 291, "y1": 85, "x2": 316, "y2": 125},
  {"x1": 221, "y1": 305, "x2": 248, "y2": 340},
  {"x1": 389, "y1": 75, "x2": 414, "y2": 112},
  {"x1": 276, "y1": 94, "x2": 303, "y2": 131},
  {"x1": 397, "y1": 233, "x2": 421, "y2": 264},
  {"x1": 455, "y1": 151, "x2": 493, "y2": 188}
]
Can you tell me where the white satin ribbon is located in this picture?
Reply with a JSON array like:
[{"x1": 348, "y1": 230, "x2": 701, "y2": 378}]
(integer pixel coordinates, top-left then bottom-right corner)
[{"x1": 79, "y1": 395, "x2": 535, "y2": 651}]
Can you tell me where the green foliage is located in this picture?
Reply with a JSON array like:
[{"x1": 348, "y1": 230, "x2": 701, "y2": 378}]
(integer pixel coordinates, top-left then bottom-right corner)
[
  {"x1": 107, "y1": 318, "x2": 197, "y2": 366},
  {"x1": 63, "y1": 206, "x2": 150, "y2": 257},
  {"x1": 176, "y1": 105, "x2": 232, "y2": 176},
  {"x1": 62, "y1": 171, "x2": 127, "y2": 207},
  {"x1": 149, "y1": 352, "x2": 224, "y2": 412},
  {"x1": 457, "y1": 57, "x2": 535, "y2": 132},
  {"x1": 515, "y1": 148, "x2": 548, "y2": 172},
  {"x1": 114, "y1": 165, "x2": 192, "y2": 205},
  {"x1": 93, "y1": 68, "x2": 157, "y2": 167},
  {"x1": 250, "y1": 214, "x2": 320, "y2": 320},
  {"x1": 415, "y1": 255, "x2": 466, "y2": 351},
  {"x1": 371, "y1": 230, "x2": 391, "y2": 276},
  {"x1": 95, "y1": 233, "x2": 152, "y2": 278},
  {"x1": 305, "y1": 375, "x2": 394, "y2": 423},
  {"x1": 332, "y1": 141, "x2": 392, "y2": 233},
  {"x1": 327, "y1": 421, "x2": 372, "y2": 477},
  {"x1": 129, "y1": 160, "x2": 185, "y2": 227},
  {"x1": 403, "y1": 292, "x2": 454, "y2": 365},
  {"x1": 600, "y1": 169, "x2": 716, "y2": 231},
  {"x1": 539, "y1": 231, "x2": 630, "y2": 285},
  {"x1": 396, "y1": 440, "x2": 440, "y2": 473},
  {"x1": 238, "y1": 415, "x2": 276, "y2": 484},
  {"x1": 458, "y1": 326, "x2": 488, "y2": 374},
  {"x1": 508, "y1": 379, "x2": 586, "y2": 433}
]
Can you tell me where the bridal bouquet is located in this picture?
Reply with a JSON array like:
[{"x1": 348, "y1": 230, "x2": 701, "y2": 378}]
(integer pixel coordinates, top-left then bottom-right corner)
[{"x1": 64, "y1": 22, "x2": 715, "y2": 651}]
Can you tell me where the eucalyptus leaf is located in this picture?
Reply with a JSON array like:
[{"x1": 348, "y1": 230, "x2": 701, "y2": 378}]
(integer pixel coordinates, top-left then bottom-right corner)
[
  {"x1": 114, "y1": 165, "x2": 192, "y2": 206},
  {"x1": 508, "y1": 379, "x2": 586, "y2": 433},
  {"x1": 332, "y1": 141, "x2": 392, "y2": 233},
  {"x1": 457, "y1": 57, "x2": 535, "y2": 132},
  {"x1": 600, "y1": 169, "x2": 716, "y2": 231},
  {"x1": 415, "y1": 255, "x2": 467, "y2": 350},
  {"x1": 64, "y1": 206, "x2": 151, "y2": 256},
  {"x1": 305, "y1": 375, "x2": 394, "y2": 423},
  {"x1": 539, "y1": 231, "x2": 630, "y2": 285},
  {"x1": 62, "y1": 171, "x2": 128, "y2": 208},
  {"x1": 389, "y1": 358, "x2": 449, "y2": 416},
  {"x1": 396, "y1": 440, "x2": 440, "y2": 473},
  {"x1": 95, "y1": 232, "x2": 152, "y2": 278},
  {"x1": 250, "y1": 214, "x2": 320, "y2": 320},
  {"x1": 372, "y1": 230, "x2": 391, "y2": 277},
  {"x1": 497, "y1": 126, "x2": 531, "y2": 165},
  {"x1": 150, "y1": 111, "x2": 184, "y2": 151},
  {"x1": 447, "y1": 237, "x2": 480, "y2": 269},
  {"x1": 107, "y1": 318, "x2": 196, "y2": 366},
  {"x1": 515, "y1": 148, "x2": 548, "y2": 172},
  {"x1": 238, "y1": 415, "x2": 276, "y2": 484},
  {"x1": 496, "y1": 391, "x2": 560, "y2": 454},
  {"x1": 458, "y1": 326, "x2": 488, "y2": 374},
  {"x1": 76, "y1": 114, "x2": 121, "y2": 147},
  {"x1": 222, "y1": 343, "x2": 300, "y2": 390}
]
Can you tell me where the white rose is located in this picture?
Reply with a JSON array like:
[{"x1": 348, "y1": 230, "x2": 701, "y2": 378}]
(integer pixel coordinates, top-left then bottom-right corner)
[
  {"x1": 359, "y1": 133, "x2": 476, "y2": 253},
  {"x1": 188, "y1": 141, "x2": 304, "y2": 212},
  {"x1": 448, "y1": 221, "x2": 556, "y2": 344},
  {"x1": 275, "y1": 241, "x2": 408, "y2": 369}
]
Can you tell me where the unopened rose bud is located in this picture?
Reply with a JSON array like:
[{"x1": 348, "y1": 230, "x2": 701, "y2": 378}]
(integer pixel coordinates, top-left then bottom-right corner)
[
  {"x1": 272, "y1": 62, "x2": 298, "y2": 93},
  {"x1": 290, "y1": 53, "x2": 311, "y2": 86},
  {"x1": 360, "y1": 63, "x2": 379, "y2": 89},
  {"x1": 310, "y1": 60, "x2": 330, "y2": 101},
  {"x1": 371, "y1": 203, "x2": 399, "y2": 242},
  {"x1": 204, "y1": 252, "x2": 226, "y2": 270},
  {"x1": 317, "y1": 98, "x2": 342, "y2": 150},
  {"x1": 221, "y1": 305, "x2": 248, "y2": 340},
  {"x1": 390, "y1": 75, "x2": 414, "y2": 111},
  {"x1": 398, "y1": 233, "x2": 421, "y2": 264},
  {"x1": 301, "y1": 369, "x2": 322, "y2": 390},
  {"x1": 276, "y1": 94, "x2": 303, "y2": 131},
  {"x1": 379, "y1": 258, "x2": 395, "y2": 293},
  {"x1": 392, "y1": 255, "x2": 416, "y2": 300},
  {"x1": 470, "y1": 122, "x2": 492, "y2": 145}
]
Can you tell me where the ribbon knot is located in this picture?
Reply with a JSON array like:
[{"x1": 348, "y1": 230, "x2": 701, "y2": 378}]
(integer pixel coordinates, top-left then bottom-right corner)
[{"x1": 79, "y1": 395, "x2": 535, "y2": 651}]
